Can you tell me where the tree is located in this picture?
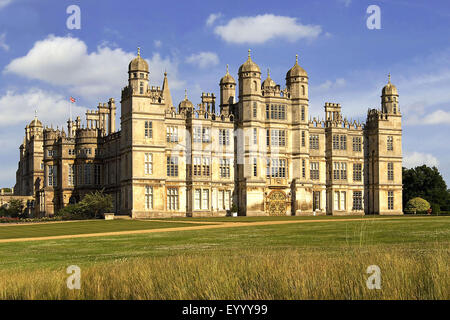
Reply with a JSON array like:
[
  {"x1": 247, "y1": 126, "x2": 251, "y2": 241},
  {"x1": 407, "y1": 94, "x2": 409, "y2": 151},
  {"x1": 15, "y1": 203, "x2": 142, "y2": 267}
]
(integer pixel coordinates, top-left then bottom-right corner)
[
  {"x1": 56, "y1": 190, "x2": 113, "y2": 219},
  {"x1": 7, "y1": 199, "x2": 24, "y2": 217},
  {"x1": 403, "y1": 165, "x2": 450, "y2": 211},
  {"x1": 405, "y1": 197, "x2": 430, "y2": 214}
]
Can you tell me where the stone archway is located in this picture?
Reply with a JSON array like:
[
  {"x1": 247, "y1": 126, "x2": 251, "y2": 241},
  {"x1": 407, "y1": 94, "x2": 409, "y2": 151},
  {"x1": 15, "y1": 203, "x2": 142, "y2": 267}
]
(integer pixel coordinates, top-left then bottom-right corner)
[{"x1": 266, "y1": 190, "x2": 287, "y2": 216}]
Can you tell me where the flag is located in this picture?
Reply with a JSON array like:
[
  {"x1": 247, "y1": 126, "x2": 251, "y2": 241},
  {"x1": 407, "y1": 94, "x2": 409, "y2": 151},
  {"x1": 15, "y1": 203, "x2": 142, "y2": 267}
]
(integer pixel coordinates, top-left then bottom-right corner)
[{"x1": 70, "y1": 97, "x2": 76, "y2": 103}]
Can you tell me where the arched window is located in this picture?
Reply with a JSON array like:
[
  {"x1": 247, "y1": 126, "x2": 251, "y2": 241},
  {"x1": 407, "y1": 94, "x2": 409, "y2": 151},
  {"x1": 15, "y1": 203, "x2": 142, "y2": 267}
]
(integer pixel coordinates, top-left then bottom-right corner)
[
  {"x1": 302, "y1": 85, "x2": 305, "y2": 96},
  {"x1": 253, "y1": 81, "x2": 257, "y2": 91}
]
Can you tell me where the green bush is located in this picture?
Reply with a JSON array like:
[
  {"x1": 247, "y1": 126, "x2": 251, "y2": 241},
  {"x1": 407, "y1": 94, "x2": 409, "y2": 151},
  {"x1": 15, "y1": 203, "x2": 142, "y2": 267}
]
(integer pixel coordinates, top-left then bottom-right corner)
[
  {"x1": 405, "y1": 197, "x2": 430, "y2": 214},
  {"x1": 56, "y1": 190, "x2": 113, "y2": 220},
  {"x1": 430, "y1": 203, "x2": 441, "y2": 215}
]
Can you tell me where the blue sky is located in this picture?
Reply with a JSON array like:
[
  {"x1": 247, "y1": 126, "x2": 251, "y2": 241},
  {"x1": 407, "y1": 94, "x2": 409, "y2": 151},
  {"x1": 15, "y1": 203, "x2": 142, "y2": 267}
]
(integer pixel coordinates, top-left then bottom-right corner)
[{"x1": 0, "y1": 0, "x2": 449, "y2": 187}]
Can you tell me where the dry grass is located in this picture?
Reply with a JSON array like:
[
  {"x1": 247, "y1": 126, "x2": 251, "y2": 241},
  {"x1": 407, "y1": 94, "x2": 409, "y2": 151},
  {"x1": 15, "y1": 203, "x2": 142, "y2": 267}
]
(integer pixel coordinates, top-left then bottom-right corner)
[{"x1": 1, "y1": 246, "x2": 448, "y2": 300}]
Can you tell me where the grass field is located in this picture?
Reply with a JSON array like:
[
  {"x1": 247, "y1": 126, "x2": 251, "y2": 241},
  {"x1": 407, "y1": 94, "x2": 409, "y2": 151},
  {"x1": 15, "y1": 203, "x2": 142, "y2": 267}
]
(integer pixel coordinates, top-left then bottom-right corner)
[{"x1": 0, "y1": 215, "x2": 448, "y2": 299}]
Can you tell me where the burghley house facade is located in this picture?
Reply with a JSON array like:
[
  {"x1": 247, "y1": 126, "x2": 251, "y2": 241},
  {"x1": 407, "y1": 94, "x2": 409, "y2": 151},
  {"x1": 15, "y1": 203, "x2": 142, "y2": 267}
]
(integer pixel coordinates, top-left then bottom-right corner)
[{"x1": 14, "y1": 49, "x2": 403, "y2": 217}]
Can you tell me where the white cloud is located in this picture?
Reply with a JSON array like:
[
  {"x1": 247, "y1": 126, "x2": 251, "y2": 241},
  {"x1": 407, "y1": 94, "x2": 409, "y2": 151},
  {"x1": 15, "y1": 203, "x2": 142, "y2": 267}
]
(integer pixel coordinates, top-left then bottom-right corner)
[
  {"x1": 154, "y1": 40, "x2": 162, "y2": 48},
  {"x1": 0, "y1": 88, "x2": 85, "y2": 127},
  {"x1": 316, "y1": 78, "x2": 346, "y2": 91},
  {"x1": 206, "y1": 13, "x2": 222, "y2": 26},
  {"x1": 0, "y1": 0, "x2": 12, "y2": 10},
  {"x1": 213, "y1": 14, "x2": 322, "y2": 44},
  {"x1": 186, "y1": 51, "x2": 219, "y2": 69},
  {"x1": 405, "y1": 109, "x2": 450, "y2": 125},
  {"x1": 403, "y1": 152, "x2": 440, "y2": 168},
  {"x1": 0, "y1": 33, "x2": 9, "y2": 51},
  {"x1": 4, "y1": 35, "x2": 183, "y2": 101}
]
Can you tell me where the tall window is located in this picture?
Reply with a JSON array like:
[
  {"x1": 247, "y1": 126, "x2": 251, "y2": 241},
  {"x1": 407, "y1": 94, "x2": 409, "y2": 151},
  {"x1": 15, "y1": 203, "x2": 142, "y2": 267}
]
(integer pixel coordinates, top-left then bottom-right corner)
[
  {"x1": 218, "y1": 190, "x2": 231, "y2": 210},
  {"x1": 84, "y1": 164, "x2": 91, "y2": 185},
  {"x1": 47, "y1": 165, "x2": 57, "y2": 187},
  {"x1": 301, "y1": 106, "x2": 305, "y2": 121},
  {"x1": 301, "y1": 131, "x2": 305, "y2": 147},
  {"x1": 166, "y1": 126, "x2": 178, "y2": 142},
  {"x1": 202, "y1": 189, "x2": 209, "y2": 210},
  {"x1": 193, "y1": 157, "x2": 201, "y2": 176},
  {"x1": 68, "y1": 164, "x2": 74, "y2": 186},
  {"x1": 193, "y1": 127, "x2": 202, "y2": 143},
  {"x1": 253, "y1": 102, "x2": 257, "y2": 118},
  {"x1": 387, "y1": 162, "x2": 394, "y2": 181},
  {"x1": 340, "y1": 191, "x2": 346, "y2": 210},
  {"x1": 353, "y1": 191, "x2": 363, "y2": 210},
  {"x1": 353, "y1": 137, "x2": 362, "y2": 152},
  {"x1": 202, "y1": 157, "x2": 210, "y2": 176},
  {"x1": 219, "y1": 129, "x2": 230, "y2": 145},
  {"x1": 268, "y1": 129, "x2": 286, "y2": 147},
  {"x1": 253, "y1": 128, "x2": 257, "y2": 144},
  {"x1": 335, "y1": 191, "x2": 346, "y2": 210},
  {"x1": 340, "y1": 135, "x2": 347, "y2": 150},
  {"x1": 268, "y1": 105, "x2": 286, "y2": 120},
  {"x1": 353, "y1": 163, "x2": 362, "y2": 181},
  {"x1": 167, "y1": 156, "x2": 178, "y2": 177},
  {"x1": 167, "y1": 188, "x2": 179, "y2": 210},
  {"x1": 310, "y1": 162, "x2": 319, "y2": 180},
  {"x1": 340, "y1": 163, "x2": 347, "y2": 180},
  {"x1": 194, "y1": 189, "x2": 201, "y2": 210},
  {"x1": 220, "y1": 159, "x2": 230, "y2": 178},
  {"x1": 388, "y1": 191, "x2": 394, "y2": 210},
  {"x1": 302, "y1": 159, "x2": 306, "y2": 178},
  {"x1": 145, "y1": 186, "x2": 153, "y2": 210},
  {"x1": 253, "y1": 158, "x2": 257, "y2": 177},
  {"x1": 145, "y1": 121, "x2": 152, "y2": 138},
  {"x1": 194, "y1": 189, "x2": 209, "y2": 210},
  {"x1": 267, "y1": 159, "x2": 287, "y2": 178},
  {"x1": 139, "y1": 81, "x2": 144, "y2": 94},
  {"x1": 387, "y1": 136, "x2": 393, "y2": 151},
  {"x1": 94, "y1": 164, "x2": 101, "y2": 185},
  {"x1": 332, "y1": 135, "x2": 339, "y2": 150},
  {"x1": 145, "y1": 153, "x2": 153, "y2": 175},
  {"x1": 202, "y1": 127, "x2": 210, "y2": 142},
  {"x1": 77, "y1": 165, "x2": 82, "y2": 185},
  {"x1": 333, "y1": 162, "x2": 340, "y2": 180},
  {"x1": 310, "y1": 135, "x2": 319, "y2": 150}
]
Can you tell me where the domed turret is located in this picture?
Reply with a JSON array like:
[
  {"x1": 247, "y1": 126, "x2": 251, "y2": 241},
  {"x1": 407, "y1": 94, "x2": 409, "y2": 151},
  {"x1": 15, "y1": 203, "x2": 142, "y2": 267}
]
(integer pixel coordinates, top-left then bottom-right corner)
[
  {"x1": 29, "y1": 118, "x2": 42, "y2": 128},
  {"x1": 220, "y1": 64, "x2": 236, "y2": 85},
  {"x1": 238, "y1": 50, "x2": 261, "y2": 97},
  {"x1": 286, "y1": 54, "x2": 308, "y2": 79},
  {"x1": 382, "y1": 74, "x2": 398, "y2": 96},
  {"x1": 178, "y1": 89, "x2": 194, "y2": 112},
  {"x1": 238, "y1": 49, "x2": 261, "y2": 74},
  {"x1": 381, "y1": 74, "x2": 400, "y2": 114},
  {"x1": 128, "y1": 47, "x2": 149, "y2": 95},
  {"x1": 262, "y1": 69, "x2": 276, "y2": 88},
  {"x1": 285, "y1": 54, "x2": 308, "y2": 100},
  {"x1": 128, "y1": 47, "x2": 149, "y2": 73},
  {"x1": 220, "y1": 65, "x2": 236, "y2": 115}
]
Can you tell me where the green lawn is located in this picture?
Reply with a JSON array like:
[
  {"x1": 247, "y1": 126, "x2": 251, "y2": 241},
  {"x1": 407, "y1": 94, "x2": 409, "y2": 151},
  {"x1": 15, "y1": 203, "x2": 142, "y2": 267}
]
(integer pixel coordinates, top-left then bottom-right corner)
[
  {"x1": 0, "y1": 216, "x2": 448, "y2": 270},
  {"x1": 0, "y1": 219, "x2": 197, "y2": 240}
]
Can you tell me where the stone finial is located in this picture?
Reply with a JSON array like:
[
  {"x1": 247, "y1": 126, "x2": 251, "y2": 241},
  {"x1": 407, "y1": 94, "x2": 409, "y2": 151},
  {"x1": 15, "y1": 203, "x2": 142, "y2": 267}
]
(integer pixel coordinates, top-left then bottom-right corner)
[
  {"x1": 184, "y1": 89, "x2": 187, "y2": 100},
  {"x1": 267, "y1": 68, "x2": 270, "y2": 77},
  {"x1": 388, "y1": 73, "x2": 391, "y2": 84},
  {"x1": 226, "y1": 64, "x2": 229, "y2": 74},
  {"x1": 296, "y1": 54, "x2": 299, "y2": 64},
  {"x1": 248, "y1": 49, "x2": 251, "y2": 59},
  {"x1": 137, "y1": 47, "x2": 141, "y2": 57}
]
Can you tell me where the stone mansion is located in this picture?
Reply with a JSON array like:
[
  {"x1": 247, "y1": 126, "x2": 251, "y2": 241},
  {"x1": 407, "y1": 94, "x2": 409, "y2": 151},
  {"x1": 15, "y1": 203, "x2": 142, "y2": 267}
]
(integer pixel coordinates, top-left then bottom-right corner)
[{"x1": 14, "y1": 49, "x2": 403, "y2": 217}]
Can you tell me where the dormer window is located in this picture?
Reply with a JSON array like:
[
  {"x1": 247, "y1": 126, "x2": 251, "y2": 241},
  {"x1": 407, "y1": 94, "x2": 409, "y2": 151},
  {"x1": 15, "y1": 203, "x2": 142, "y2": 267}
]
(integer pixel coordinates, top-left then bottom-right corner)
[
  {"x1": 140, "y1": 73, "x2": 144, "y2": 79},
  {"x1": 133, "y1": 73, "x2": 137, "y2": 78}
]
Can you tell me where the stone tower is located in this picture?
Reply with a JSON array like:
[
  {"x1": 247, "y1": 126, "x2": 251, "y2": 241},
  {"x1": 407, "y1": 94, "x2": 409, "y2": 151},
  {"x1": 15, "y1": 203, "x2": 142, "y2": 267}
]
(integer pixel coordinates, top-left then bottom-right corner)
[
  {"x1": 365, "y1": 75, "x2": 403, "y2": 214},
  {"x1": 219, "y1": 64, "x2": 236, "y2": 116}
]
